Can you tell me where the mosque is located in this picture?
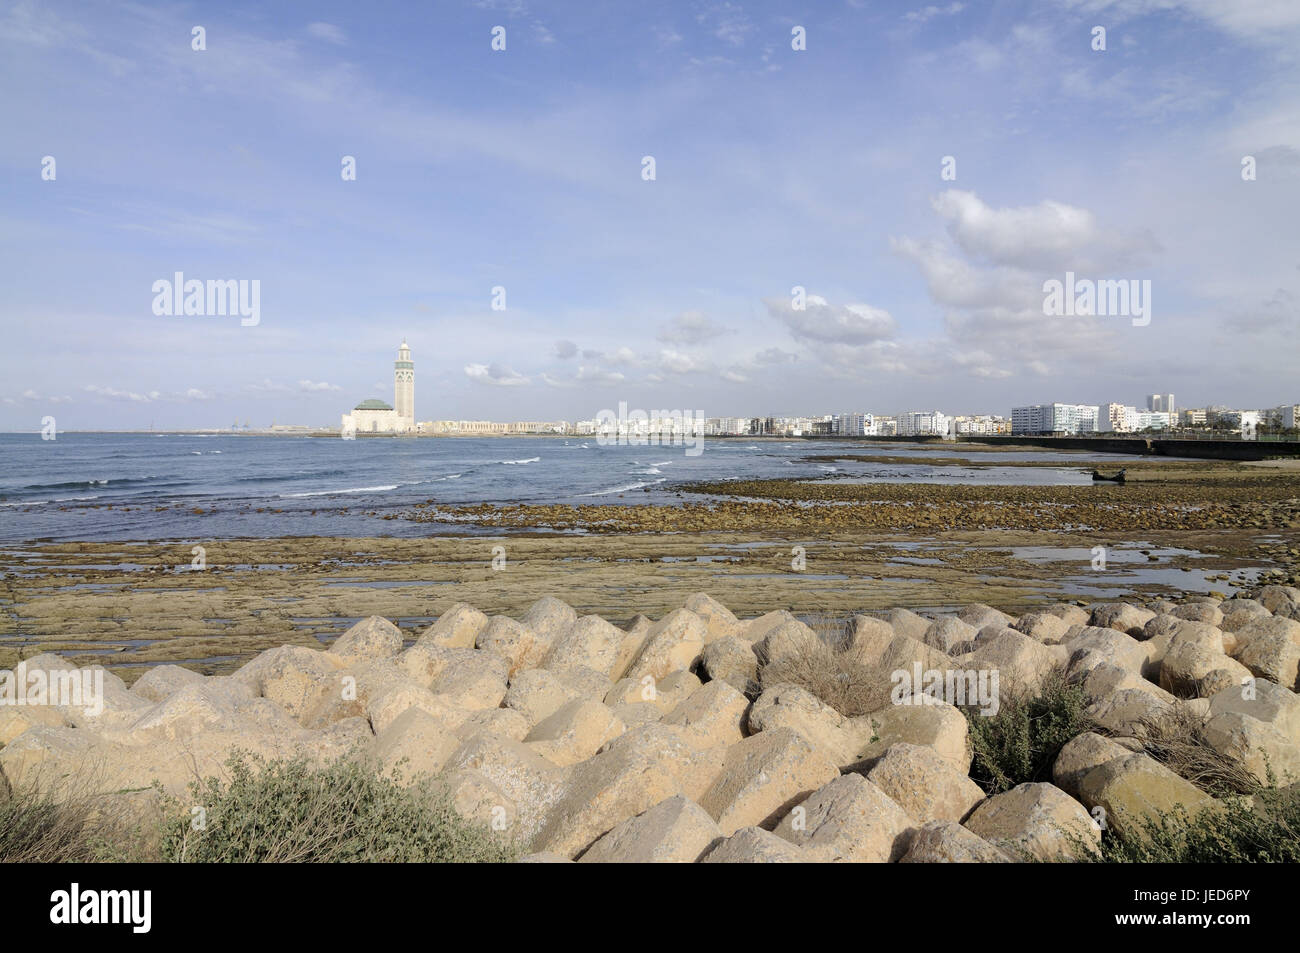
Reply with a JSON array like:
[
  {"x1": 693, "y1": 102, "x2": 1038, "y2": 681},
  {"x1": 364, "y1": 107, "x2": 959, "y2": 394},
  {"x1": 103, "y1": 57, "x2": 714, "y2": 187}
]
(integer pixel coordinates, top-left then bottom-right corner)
[{"x1": 340, "y1": 340, "x2": 415, "y2": 434}]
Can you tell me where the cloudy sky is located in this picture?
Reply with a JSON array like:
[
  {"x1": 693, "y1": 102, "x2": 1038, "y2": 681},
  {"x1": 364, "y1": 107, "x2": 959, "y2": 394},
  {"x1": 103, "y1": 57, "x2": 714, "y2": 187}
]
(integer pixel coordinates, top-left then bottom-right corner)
[{"x1": 2, "y1": 0, "x2": 1298, "y2": 430}]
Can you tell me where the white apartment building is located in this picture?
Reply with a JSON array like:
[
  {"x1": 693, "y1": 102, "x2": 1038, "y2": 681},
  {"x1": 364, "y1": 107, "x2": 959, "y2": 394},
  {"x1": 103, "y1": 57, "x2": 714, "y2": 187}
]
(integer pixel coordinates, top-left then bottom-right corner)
[
  {"x1": 1011, "y1": 403, "x2": 1100, "y2": 434},
  {"x1": 897, "y1": 411, "x2": 949, "y2": 436}
]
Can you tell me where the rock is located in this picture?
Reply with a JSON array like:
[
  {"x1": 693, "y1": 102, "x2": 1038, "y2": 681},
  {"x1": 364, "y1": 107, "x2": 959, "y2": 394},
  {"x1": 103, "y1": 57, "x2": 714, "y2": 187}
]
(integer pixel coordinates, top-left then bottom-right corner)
[
  {"x1": 1207, "y1": 679, "x2": 1300, "y2": 745},
  {"x1": 604, "y1": 670, "x2": 699, "y2": 713},
  {"x1": 853, "y1": 699, "x2": 972, "y2": 773},
  {"x1": 426, "y1": 651, "x2": 510, "y2": 709},
  {"x1": 1077, "y1": 752, "x2": 1215, "y2": 838},
  {"x1": 958, "y1": 604, "x2": 1013, "y2": 629},
  {"x1": 699, "y1": 637, "x2": 759, "y2": 694},
  {"x1": 542, "y1": 615, "x2": 626, "y2": 677},
  {"x1": 521, "y1": 596, "x2": 579, "y2": 643},
  {"x1": 1045, "y1": 604, "x2": 1090, "y2": 627},
  {"x1": 578, "y1": 794, "x2": 721, "y2": 863},
  {"x1": 899, "y1": 820, "x2": 1014, "y2": 863},
  {"x1": 969, "y1": 630, "x2": 1065, "y2": 695},
  {"x1": 415, "y1": 603, "x2": 489, "y2": 649},
  {"x1": 698, "y1": 727, "x2": 840, "y2": 835},
  {"x1": 1256, "y1": 585, "x2": 1300, "y2": 616},
  {"x1": 888, "y1": 608, "x2": 932, "y2": 642},
  {"x1": 1053, "y1": 731, "x2": 1142, "y2": 799},
  {"x1": 772, "y1": 774, "x2": 915, "y2": 862},
  {"x1": 964, "y1": 782, "x2": 1100, "y2": 861},
  {"x1": 684, "y1": 593, "x2": 742, "y2": 643},
  {"x1": 1203, "y1": 711, "x2": 1300, "y2": 786},
  {"x1": 232, "y1": 645, "x2": 343, "y2": 722},
  {"x1": 1171, "y1": 603, "x2": 1224, "y2": 627},
  {"x1": 525, "y1": 700, "x2": 626, "y2": 767},
  {"x1": 749, "y1": 684, "x2": 858, "y2": 765},
  {"x1": 1160, "y1": 641, "x2": 1252, "y2": 698},
  {"x1": 441, "y1": 767, "x2": 516, "y2": 832},
  {"x1": 366, "y1": 683, "x2": 456, "y2": 736},
  {"x1": 1232, "y1": 615, "x2": 1300, "y2": 653},
  {"x1": 753, "y1": 619, "x2": 820, "y2": 666},
  {"x1": 475, "y1": 616, "x2": 544, "y2": 677},
  {"x1": 844, "y1": 615, "x2": 896, "y2": 663},
  {"x1": 532, "y1": 724, "x2": 713, "y2": 858},
  {"x1": 1063, "y1": 626, "x2": 1150, "y2": 676},
  {"x1": 506, "y1": 668, "x2": 603, "y2": 727},
  {"x1": 1013, "y1": 612, "x2": 1072, "y2": 644},
  {"x1": 1086, "y1": 687, "x2": 1175, "y2": 736},
  {"x1": 624, "y1": 609, "x2": 707, "y2": 681},
  {"x1": 1236, "y1": 631, "x2": 1300, "y2": 691},
  {"x1": 328, "y1": 615, "x2": 404, "y2": 662},
  {"x1": 1090, "y1": 603, "x2": 1156, "y2": 637},
  {"x1": 700, "y1": 826, "x2": 805, "y2": 863},
  {"x1": 878, "y1": 634, "x2": 950, "y2": 678},
  {"x1": 922, "y1": 617, "x2": 977, "y2": 654},
  {"x1": 864, "y1": 742, "x2": 985, "y2": 823},
  {"x1": 367, "y1": 707, "x2": 462, "y2": 782},
  {"x1": 742, "y1": 609, "x2": 800, "y2": 644},
  {"x1": 457, "y1": 707, "x2": 531, "y2": 741},
  {"x1": 130, "y1": 664, "x2": 205, "y2": 703},
  {"x1": 661, "y1": 680, "x2": 748, "y2": 750},
  {"x1": 443, "y1": 732, "x2": 567, "y2": 844},
  {"x1": 1220, "y1": 600, "x2": 1270, "y2": 633}
]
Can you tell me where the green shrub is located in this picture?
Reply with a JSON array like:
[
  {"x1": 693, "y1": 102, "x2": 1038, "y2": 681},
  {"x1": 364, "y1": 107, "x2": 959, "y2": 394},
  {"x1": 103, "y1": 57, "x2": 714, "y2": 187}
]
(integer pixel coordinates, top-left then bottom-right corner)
[
  {"x1": 1088, "y1": 785, "x2": 1300, "y2": 862},
  {"x1": 157, "y1": 752, "x2": 519, "y2": 863},
  {"x1": 964, "y1": 669, "x2": 1093, "y2": 795}
]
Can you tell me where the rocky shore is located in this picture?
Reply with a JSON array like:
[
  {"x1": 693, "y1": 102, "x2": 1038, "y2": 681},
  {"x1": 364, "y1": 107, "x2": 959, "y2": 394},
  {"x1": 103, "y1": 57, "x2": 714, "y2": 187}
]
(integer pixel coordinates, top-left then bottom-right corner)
[{"x1": 3, "y1": 586, "x2": 1299, "y2": 862}]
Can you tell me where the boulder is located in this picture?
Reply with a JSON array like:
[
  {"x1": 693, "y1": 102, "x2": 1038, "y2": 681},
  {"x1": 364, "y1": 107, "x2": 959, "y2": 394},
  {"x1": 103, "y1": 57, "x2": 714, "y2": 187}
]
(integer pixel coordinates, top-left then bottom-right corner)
[
  {"x1": 772, "y1": 774, "x2": 915, "y2": 862},
  {"x1": 130, "y1": 664, "x2": 205, "y2": 703},
  {"x1": 698, "y1": 727, "x2": 839, "y2": 835},
  {"x1": 660, "y1": 680, "x2": 749, "y2": 750},
  {"x1": 887, "y1": 608, "x2": 932, "y2": 642},
  {"x1": 524, "y1": 700, "x2": 626, "y2": 767},
  {"x1": 899, "y1": 820, "x2": 1014, "y2": 863},
  {"x1": 1013, "y1": 612, "x2": 1072, "y2": 644},
  {"x1": 604, "y1": 670, "x2": 699, "y2": 713},
  {"x1": 578, "y1": 794, "x2": 721, "y2": 863},
  {"x1": 415, "y1": 603, "x2": 489, "y2": 649},
  {"x1": 624, "y1": 609, "x2": 707, "y2": 681},
  {"x1": 1052, "y1": 731, "x2": 1141, "y2": 799},
  {"x1": 520, "y1": 596, "x2": 579, "y2": 644},
  {"x1": 1236, "y1": 631, "x2": 1300, "y2": 691},
  {"x1": 443, "y1": 732, "x2": 567, "y2": 844},
  {"x1": 1090, "y1": 603, "x2": 1156, "y2": 637},
  {"x1": 853, "y1": 699, "x2": 972, "y2": 773},
  {"x1": 684, "y1": 593, "x2": 742, "y2": 643},
  {"x1": 698, "y1": 637, "x2": 759, "y2": 694},
  {"x1": 864, "y1": 742, "x2": 985, "y2": 823},
  {"x1": 964, "y1": 782, "x2": 1099, "y2": 861},
  {"x1": 328, "y1": 615, "x2": 404, "y2": 663},
  {"x1": 922, "y1": 617, "x2": 977, "y2": 654},
  {"x1": 541, "y1": 615, "x2": 625, "y2": 677},
  {"x1": 367, "y1": 707, "x2": 462, "y2": 782},
  {"x1": 1077, "y1": 752, "x2": 1215, "y2": 838},
  {"x1": 700, "y1": 826, "x2": 805, "y2": 863},
  {"x1": 749, "y1": 684, "x2": 858, "y2": 765}
]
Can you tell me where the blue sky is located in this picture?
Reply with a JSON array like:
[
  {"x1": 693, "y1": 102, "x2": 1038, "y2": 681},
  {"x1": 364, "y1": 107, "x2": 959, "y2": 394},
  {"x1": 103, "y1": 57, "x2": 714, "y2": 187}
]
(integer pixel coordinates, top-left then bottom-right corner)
[{"x1": 2, "y1": 0, "x2": 1298, "y2": 430}]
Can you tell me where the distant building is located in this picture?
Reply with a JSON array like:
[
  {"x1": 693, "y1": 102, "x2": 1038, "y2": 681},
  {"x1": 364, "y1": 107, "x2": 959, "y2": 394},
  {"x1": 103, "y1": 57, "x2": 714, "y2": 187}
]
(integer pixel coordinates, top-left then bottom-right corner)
[
  {"x1": 341, "y1": 341, "x2": 416, "y2": 435},
  {"x1": 1011, "y1": 403, "x2": 1099, "y2": 435},
  {"x1": 897, "y1": 410, "x2": 949, "y2": 436},
  {"x1": 1147, "y1": 393, "x2": 1176, "y2": 414},
  {"x1": 1179, "y1": 408, "x2": 1208, "y2": 427}
]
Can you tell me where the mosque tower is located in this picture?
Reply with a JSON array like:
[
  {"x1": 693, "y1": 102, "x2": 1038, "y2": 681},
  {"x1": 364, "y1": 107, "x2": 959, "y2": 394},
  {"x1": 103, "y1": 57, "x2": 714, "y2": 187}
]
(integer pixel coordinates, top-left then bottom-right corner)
[{"x1": 394, "y1": 339, "x2": 414, "y2": 431}]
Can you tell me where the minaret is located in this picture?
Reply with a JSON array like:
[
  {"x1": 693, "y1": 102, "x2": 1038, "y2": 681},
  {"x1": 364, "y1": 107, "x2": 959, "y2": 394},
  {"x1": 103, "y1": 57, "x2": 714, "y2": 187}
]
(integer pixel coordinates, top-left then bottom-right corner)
[{"x1": 394, "y1": 339, "x2": 414, "y2": 430}]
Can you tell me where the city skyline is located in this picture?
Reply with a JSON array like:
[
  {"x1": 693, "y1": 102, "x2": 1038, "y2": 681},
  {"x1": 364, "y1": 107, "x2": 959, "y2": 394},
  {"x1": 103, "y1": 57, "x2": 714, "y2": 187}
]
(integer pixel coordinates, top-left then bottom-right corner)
[{"x1": 3, "y1": 0, "x2": 1299, "y2": 430}]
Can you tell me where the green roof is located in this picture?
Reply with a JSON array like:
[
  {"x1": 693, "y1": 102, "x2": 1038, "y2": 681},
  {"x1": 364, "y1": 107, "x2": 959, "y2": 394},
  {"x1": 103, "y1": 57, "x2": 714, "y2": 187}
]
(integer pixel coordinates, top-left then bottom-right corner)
[{"x1": 354, "y1": 399, "x2": 393, "y2": 411}]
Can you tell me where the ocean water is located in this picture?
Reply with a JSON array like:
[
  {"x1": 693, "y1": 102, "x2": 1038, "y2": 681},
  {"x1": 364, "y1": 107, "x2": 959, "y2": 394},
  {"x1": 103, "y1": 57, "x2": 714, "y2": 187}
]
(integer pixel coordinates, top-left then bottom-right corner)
[{"x1": 0, "y1": 433, "x2": 1129, "y2": 542}]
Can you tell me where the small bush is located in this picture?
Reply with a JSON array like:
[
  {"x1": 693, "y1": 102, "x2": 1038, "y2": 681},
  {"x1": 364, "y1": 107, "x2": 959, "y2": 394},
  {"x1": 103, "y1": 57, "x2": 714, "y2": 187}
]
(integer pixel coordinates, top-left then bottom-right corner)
[
  {"x1": 158, "y1": 752, "x2": 519, "y2": 863},
  {"x1": 964, "y1": 669, "x2": 1093, "y2": 795},
  {"x1": 1129, "y1": 704, "x2": 1260, "y2": 796},
  {"x1": 759, "y1": 620, "x2": 891, "y2": 717},
  {"x1": 1088, "y1": 785, "x2": 1300, "y2": 862},
  {"x1": 0, "y1": 782, "x2": 147, "y2": 863}
]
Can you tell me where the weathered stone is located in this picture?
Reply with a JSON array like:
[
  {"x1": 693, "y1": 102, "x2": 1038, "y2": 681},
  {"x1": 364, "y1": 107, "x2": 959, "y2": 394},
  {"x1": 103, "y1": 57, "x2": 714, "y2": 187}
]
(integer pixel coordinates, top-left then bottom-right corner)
[
  {"x1": 443, "y1": 732, "x2": 567, "y2": 844},
  {"x1": 1090, "y1": 603, "x2": 1157, "y2": 637},
  {"x1": 1013, "y1": 611, "x2": 1072, "y2": 644},
  {"x1": 970, "y1": 630, "x2": 1065, "y2": 695},
  {"x1": 772, "y1": 774, "x2": 915, "y2": 862},
  {"x1": 684, "y1": 593, "x2": 742, "y2": 644},
  {"x1": 700, "y1": 826, "x2": 805, "y2": 863},
  {"x1": 661, "y1": 680, "x2": 748, "y2": 750},
  {"x1": 844, "y1": 615, "x2": 896, "y2": 663},
  {"x1": 922, "y1": 617, "x2": 977, "y2": 654},
  {"x1": 542, "y1": 614, "x2": 625, "y2": 677},
  {"x1": 415, "y1": 603, "x2": 489, "y2": 649},
  {"x1": 1053, "y1": 731, "x2": 1141, "y2": 799},
  {"x1": 749, "y1": 683, "x2": 857, "y2": 765},
  {"x1": 1203, "y1": 710, "x2": 1300, "y2": 786},
  {"x1": 753, "y1": 619, "x2": 820, "y2": 666},
  {"x1": 699, "y1": 727, "x2": 839, "y2": 835},
  {"x1": 367, "y1": 707, "x2": 461, "y2": 782},
  {"x1": 699, "y1": 636, "x2": 759, "y2": 694},
  {"x1": 578, "y1": 794, "x2": 721, "y2": 863},
  {"x1": 624, "y1": 609, "x2": 707, "y2": 681},
  {"x1": 1171, "y1": 603, "x2": 1224, "y2": 627},
  {"x1": 328, "y1": 615, "x2": 404, "y2": 663},
  {"x1": 964, "y1": 782, "x2": 1099, "y2": 861},
  {"x1": 1077, "y1": 752, "x2": 1215, "y2": 838},
  {"x1": 887, "y1": 608, "x2": 932, "y2": 642},
  {"x1": 475, "y1": 616, "x2": 544, "y2": 677},
  {"x1": 864, "y1": 742, "x2": 985, "y2": 823},
  {"x1": 521, "y1": 596, "x2": 579, "y2": 643},
  {"x1": 899, "y1": 820, "x2": 1014, "y2": 863},
  {"x1": 130, "y1": 664, "x2": 205, "y2": 703},
  {"x1": 853, "y1": 699, "x2": 972, "y2": 773},
  {"x1": 604, "y1": 670, "x2": 699, "y2": 713},
  {"x1": 525, "y1": 699, "x2": 626, "y2": 767},
  {"x1": 958, "y1": 604, "x2": 1013, "y2": 630},
  {"x1": 1236, "y1": 631, "x2": 1300, "y2": 691}
]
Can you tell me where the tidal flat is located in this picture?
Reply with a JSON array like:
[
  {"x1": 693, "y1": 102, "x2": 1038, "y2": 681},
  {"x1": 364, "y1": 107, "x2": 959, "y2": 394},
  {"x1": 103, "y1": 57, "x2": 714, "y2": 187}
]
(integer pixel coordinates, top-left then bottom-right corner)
[{"x1": 2, "y1": 451, "x2": 1296, "y2": 680}]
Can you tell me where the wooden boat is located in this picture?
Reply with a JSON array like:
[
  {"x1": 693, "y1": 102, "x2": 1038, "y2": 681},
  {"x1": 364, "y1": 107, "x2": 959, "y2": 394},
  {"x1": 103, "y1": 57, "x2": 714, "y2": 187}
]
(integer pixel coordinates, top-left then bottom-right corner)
[{"x1": 1091, "y1": 468, "x2": 1127, "y2": 483}]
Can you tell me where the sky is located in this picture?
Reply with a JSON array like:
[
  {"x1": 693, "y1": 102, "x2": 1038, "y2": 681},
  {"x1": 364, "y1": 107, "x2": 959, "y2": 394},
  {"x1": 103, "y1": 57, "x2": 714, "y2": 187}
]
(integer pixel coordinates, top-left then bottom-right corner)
[{"x1": 1, "y1": 0, "x2": 1298, "y2": 430}]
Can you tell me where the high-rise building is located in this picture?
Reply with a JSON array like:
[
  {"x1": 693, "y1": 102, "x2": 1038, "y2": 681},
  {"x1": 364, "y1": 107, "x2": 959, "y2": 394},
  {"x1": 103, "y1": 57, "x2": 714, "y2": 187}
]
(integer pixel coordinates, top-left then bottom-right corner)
[
  {"x1": 394, "y1": 339, "x2": 415, "y2": 430},
  {"x1": 1011, "y1": 403, "x2": 1099, "y2": 434}
]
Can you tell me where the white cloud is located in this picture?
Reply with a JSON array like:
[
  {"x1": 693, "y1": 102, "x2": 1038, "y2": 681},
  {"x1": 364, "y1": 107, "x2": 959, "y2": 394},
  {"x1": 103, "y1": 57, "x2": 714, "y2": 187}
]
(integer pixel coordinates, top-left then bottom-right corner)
[
  {"x1": 306, "y1": 22, "x2": 347, "y2": 45},
  {"x1": 465, "y1": 363, "x2": 530, "y2": 386}
]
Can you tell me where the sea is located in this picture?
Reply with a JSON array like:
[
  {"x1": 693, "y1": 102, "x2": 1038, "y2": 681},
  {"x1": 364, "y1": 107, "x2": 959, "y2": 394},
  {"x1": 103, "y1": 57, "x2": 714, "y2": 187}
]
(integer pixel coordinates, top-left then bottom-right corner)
[{"x1": 0, "y1": 432, "x2": 1133, "y2": 542}]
